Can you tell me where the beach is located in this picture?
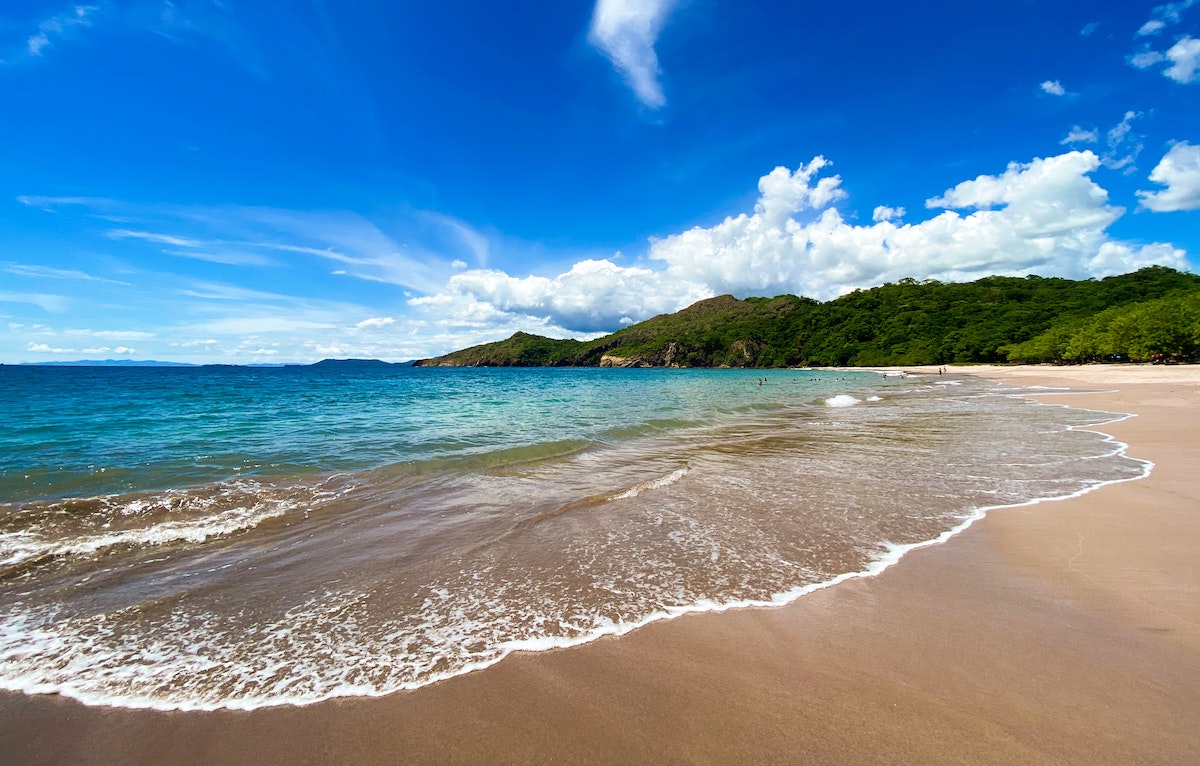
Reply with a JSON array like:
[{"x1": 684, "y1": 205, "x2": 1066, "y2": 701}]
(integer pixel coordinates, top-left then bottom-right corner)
[{"x1": 2, "y1": 364, "x2": 1199, "y2": 764}]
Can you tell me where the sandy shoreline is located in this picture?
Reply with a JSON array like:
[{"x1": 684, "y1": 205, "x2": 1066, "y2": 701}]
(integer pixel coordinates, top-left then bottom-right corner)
[{"x1": 3, "y1": 365, "x2": 1199, "y2": 764}]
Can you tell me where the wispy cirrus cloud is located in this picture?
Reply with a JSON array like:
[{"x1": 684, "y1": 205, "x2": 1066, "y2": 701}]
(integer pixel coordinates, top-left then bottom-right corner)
[
  {"x1": 1137, "y1": 0, "x2": 1197, "y2": 36},
  {"x1": 3, "y1": 263, "x2": 130, "y2": 285},
  {"x1": 0, "y1": 291, "x2": 69, "y2": 313},
  {"x1": 23, "y1": 196, "x2": 475, "y2": 294},
  {"x1": 106, "y1": 229, "x2": 205, "y2": 248},
  {"x1": 1061, "y1": 125, "x2": 1099, "y2": 145},
  {"x1": 1101, "y1": 111, "x2": 1144, "y2": 172},
  {"x1": 588, "y1": 0, "x2": 679, "y2": 108},
  {"x1": 22, "y1": 4, "x2": 99, "y2": 59}
]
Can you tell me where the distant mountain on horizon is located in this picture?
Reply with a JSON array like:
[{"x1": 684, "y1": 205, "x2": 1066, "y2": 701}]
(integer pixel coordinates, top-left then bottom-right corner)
[
  {"x1": 12, "y1": 359, "x2": 200, "y2": 368},
  {"x1": 9, "y1": 357, "x2": 417, "y2": 369}
]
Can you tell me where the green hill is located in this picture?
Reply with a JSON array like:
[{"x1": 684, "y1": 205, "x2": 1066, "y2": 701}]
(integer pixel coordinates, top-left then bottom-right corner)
[{"x1": 414, "y1": 266, "x2": 1200, "y2": 368}]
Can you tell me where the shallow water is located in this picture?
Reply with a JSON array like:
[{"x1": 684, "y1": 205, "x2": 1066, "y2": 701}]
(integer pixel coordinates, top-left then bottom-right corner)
[{"x1": 0, "y1": 366, "x2": 1145, "y2": 709}]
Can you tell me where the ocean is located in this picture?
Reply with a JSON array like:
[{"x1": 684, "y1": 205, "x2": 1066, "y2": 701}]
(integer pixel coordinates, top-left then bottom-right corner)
[{"x1": 0, "y1": 365, "x2": 1146, "y2": 711}]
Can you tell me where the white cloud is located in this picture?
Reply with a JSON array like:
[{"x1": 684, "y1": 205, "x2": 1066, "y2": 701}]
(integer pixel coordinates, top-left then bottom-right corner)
[
  {"x1": 1080, "y1": 21, "x2": 1101, "y2": 37},
  {"x1": 588, "y1": 0, "x2": 678, "y2": 108},
  {"x1": 1130, "y1": 50, "x2": 1165, "y2": 69},
  {"x1": 27, "y1": 33, "x2": 51, "y2": 56},
  {"x1": 1138, "y1": 0, "x2": 1197, "y2": 36},
  {"x1": 652, "y1": 151, "x2": 1184, "y2": 296},
  {"x1": 1040, "y1": 80, "x2": 1067, "y2": 96},
  {"x1": 26, "y1": 342, "x2": 73, "y2": 354},
  {"x1": 1061, "y1": 126, "x2": 1099, "y2": 144},
  {"x1": 1138, "y1": 142, "x2": 1200, "y2": 211},
  {"x1": 872, "y1": 206, "x2": 905, "y2": 223},
  {"x1": 1129, "y1": 27, "x2": 1200, "y2": 84},
  {"x1": 355, "y1": 317, "x2": 396, "y2": 329},
  {"x1": 1163, "y1": 36, "x2": 1200, "y2": 82},
  {"x1": 1139, "y1": 19, "x2": 1167, "y2": 36},
  {"x1": 414, "y1": 258, "x2": 708, "y2": 334}
]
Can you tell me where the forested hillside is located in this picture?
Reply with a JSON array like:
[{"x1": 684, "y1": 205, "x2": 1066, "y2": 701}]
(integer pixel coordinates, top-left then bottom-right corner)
[{"x1": 415, "y1": 266, "x2": 1200, "y2": 368}]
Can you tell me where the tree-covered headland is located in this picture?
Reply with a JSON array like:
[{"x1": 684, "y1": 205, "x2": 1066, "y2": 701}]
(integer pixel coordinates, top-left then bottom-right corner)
[{"x1": 415, "y1": 266, "x2": 1200, "y2": 368}]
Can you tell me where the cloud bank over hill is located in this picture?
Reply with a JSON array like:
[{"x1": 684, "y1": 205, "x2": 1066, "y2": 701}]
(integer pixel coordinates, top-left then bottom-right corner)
[{"x1": 413, "y1": 151, "x2": 1190, "y2": 335}]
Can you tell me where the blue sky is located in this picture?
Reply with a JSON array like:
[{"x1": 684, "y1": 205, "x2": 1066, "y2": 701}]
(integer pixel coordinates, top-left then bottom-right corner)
[{"x1": 2, "y1": 0, "x2": 1199, "y2": 363}]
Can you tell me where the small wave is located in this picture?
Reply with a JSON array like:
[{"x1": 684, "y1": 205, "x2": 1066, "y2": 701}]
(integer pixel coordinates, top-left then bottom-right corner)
[
  {"x1": 0, "y1": 478, "x2": 347, "y2": 573},
  {"x1": 825, "y1": 394, "x2": 862, "y2": 408},
  {"x1": 609, "y1": 467, "x2": 689, "y2": 500}
]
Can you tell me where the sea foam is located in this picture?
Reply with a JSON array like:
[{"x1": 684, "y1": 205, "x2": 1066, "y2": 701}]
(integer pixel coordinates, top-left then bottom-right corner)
[{"x1": 825, "y1": 394, "x2": 861, "y2": 407}]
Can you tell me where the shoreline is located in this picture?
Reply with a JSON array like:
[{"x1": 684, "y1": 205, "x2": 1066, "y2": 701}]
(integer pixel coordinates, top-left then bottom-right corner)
[{"x1": 3, "y1": 364, "x2": 1199, "y2": 764}]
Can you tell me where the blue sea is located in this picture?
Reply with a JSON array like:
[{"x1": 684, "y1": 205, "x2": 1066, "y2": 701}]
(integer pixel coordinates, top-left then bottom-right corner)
[{"x1": 0, "y1": 365, "x2": 1146, "y2": 710}]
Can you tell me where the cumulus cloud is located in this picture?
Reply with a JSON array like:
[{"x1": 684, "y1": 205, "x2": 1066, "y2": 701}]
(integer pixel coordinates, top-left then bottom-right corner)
[
  {"x1": 1164, "y1": 36, "x2": 1200, "y2": 82},
  {"x1": 588, "y1": 0, "x2": 678, "y2": 108},
  {"x1": 413, "y1": 258, "x2": 708, "y2": 334},
  {"x1": 414, "y1": 152, "x2": 1190, "y2": 336},
  {"x1": 1040, "y1": 80, "x2": 1067, "y2": 96},
  {"x1": 651, "y1": 151, "x2": 1186, "y2": 296},
  {"x1": 1138, "y1": 142, "x2": 1200, "y2": 211},
  {"x1": 872, "y1": 206, "x2": 906, "y2": 223},
  {"x1": 26, "y1": 342, "x2": 73, "y2": 354},
  {"x1": 1129, "y1": 33, "x2": 1200, "y2": 84}
]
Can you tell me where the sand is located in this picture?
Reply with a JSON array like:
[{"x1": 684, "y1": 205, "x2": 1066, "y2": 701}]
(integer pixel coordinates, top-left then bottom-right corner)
[{"x1": 3, "y1": 364, "x2": 1199, "y2": 765}]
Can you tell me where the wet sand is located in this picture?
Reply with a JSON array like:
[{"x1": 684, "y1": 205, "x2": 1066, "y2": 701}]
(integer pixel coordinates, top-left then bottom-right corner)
[{"x1": 3, "y1": 365, "x2": 1199, "y2": 765}]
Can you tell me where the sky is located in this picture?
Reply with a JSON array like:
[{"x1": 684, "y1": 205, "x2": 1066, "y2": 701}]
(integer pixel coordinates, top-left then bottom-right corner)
[{"x1": 2, "y1": 0, "x2": 1199, "y2": 364}]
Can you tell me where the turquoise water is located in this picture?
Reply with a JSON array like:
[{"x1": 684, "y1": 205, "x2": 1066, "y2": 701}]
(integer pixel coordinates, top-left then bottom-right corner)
[
  {"x1": 0, "y1": 365, "x2": 1146, "y2": 710},
  {"x1": 2, "y1": 365, "x2": 836, "y2": 503}
]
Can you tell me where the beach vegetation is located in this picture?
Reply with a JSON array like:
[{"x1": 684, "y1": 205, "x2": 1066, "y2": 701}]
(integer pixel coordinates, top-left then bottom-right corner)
[
  {"x1": 415, "y1": 266, "x2": 1200, "y2": 368},
  {"x1": 1005, "y1": 291, "x2": 1200, "y2": 364}
]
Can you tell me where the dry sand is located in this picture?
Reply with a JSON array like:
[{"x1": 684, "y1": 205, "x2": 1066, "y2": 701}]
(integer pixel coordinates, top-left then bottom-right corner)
[{"x1": 2, "y1": 364, "x2": 1198, "y2": 765}]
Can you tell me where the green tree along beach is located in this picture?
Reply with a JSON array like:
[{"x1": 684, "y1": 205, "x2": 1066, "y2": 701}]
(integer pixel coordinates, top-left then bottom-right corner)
[{"x1": 416, "y1": 266, "x2": 1200, "y2": 368}]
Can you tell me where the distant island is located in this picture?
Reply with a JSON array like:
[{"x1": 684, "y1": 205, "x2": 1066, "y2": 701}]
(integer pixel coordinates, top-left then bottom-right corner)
[{"x1": 415, "y1": 266, "x2": 1200, "y2": 368}]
